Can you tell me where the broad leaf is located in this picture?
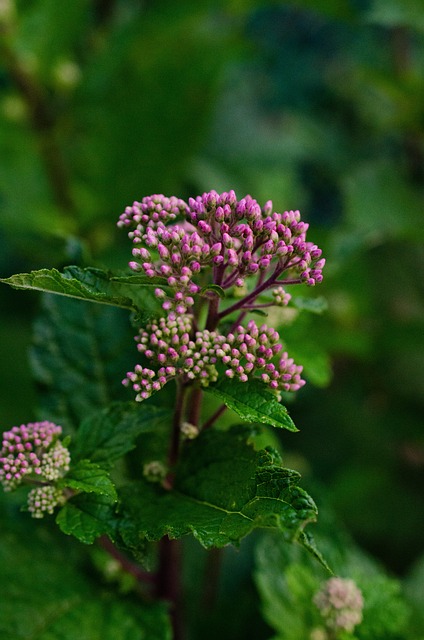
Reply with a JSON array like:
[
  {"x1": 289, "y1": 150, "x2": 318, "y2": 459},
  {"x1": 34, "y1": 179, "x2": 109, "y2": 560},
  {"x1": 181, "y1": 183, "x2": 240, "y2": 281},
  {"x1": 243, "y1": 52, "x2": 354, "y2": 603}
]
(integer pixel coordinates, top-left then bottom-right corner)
[
  {"x1": 61, "y1": 460, "x2": 117, "y2": 501},
  {"x1": 205, "y1": 378, "x2": 297, "y2": 431},
  {"x1": 0, "y1": 494, "x2": 171, "y2": 640},
  {"x1": 119, "y1": 426, "x2": 316, "y2": 552},
  {"x1": 71, "y1": 401, "x2": 171, "y2": 467},
  {"x1": 30, "y1": 294, "x2": 136, "y2": 432},
  {"x1": 0, "y1": 266, "x2": 169, "y2": 315},
  {"x1": 56, "y1": 493, "x2": 118, "y2": 544}
]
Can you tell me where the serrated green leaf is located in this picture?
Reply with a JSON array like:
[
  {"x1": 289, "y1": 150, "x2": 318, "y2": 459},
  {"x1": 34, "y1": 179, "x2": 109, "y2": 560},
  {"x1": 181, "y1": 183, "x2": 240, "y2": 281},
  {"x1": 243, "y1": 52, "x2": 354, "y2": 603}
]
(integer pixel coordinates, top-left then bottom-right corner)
[
  {"x1": 291, "y1": 296, "x2": 328, "y2": 314},
  {"x1": 29, "y1": 294, "x2": 136, "y2": 431},
  {"x1": 205, "y1": 378, "x2": 297, "y2": 431},
  {"x1": 56, "y1": 493, "x2": 118, "y2": 544},
  {"x1": 61, "y1": 460, "x2": 117, "y2": 501},
  {"x1": 119, "y1": 426, "x2": 316, "y2": 551},
  {"x1": 0, "y1": 266, "x2": 169, "y2": 316},
  {"x1": 71, "y1": 401, "x2": 171, "y2": 466}
]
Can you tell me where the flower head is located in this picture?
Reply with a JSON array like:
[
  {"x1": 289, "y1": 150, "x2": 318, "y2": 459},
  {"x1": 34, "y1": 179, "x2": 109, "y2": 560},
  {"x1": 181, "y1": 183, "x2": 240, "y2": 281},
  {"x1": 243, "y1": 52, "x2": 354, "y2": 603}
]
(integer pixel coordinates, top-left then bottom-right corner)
[
  {"x1": 27, "y1": 485, "x2": 67, "y2": 518},
  {"x1": 123, "y1": 313, "x2": 305, "y2": 398},
  {"x1": 119, "y1": 190, "x2": 325, "y2": 401},
  {"x1": 313, "y1": 577, "x2": 364, "y2": 633},
  {"x1": 0, "y1": 421, "x2": 70, "y2": 491},
  {"x1": 118, "y1": 190, "x2": 325, "y2": 314}
]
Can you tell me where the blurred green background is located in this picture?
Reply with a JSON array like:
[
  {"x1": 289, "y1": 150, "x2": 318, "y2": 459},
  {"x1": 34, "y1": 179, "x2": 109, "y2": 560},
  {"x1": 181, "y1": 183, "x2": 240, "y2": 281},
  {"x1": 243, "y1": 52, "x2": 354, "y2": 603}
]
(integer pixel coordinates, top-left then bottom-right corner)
[{"x1": 1, "y1": 0, "x2": 423, "y2": 578}]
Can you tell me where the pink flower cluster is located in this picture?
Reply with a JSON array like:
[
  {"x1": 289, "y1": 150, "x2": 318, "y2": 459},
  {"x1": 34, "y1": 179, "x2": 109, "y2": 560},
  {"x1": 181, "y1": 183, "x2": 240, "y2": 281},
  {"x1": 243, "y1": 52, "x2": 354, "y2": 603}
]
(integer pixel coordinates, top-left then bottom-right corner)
[
  {"x1": 0, "y1": 421, "x2": 69, "y2": 491},
  {"x1": 122, "y1": 313, "x2": 304, "y2": 400},
  {"x1": 118, "y1": 191, "x2": 324, "y2": 314},
  {"x1": 313, "y1": 577, "x2": 364, "y2": 633},
  {"x1": 0, "y1": 421, "x2": 70, "y2": 517},
  {"x1": 119, "y1": 190, "x2": 325, "y2": 401}
]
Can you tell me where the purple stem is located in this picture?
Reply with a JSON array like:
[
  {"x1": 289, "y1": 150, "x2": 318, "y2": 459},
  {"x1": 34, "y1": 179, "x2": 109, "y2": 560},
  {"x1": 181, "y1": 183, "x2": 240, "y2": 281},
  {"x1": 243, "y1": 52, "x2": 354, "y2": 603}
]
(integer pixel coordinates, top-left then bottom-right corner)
[
  {"x1": 188, "y1": 385, "x2": 203, "y2": 427},
  {"x1": 99, "y1": 536, "x2": 155, "y2": 586},
  {"x1": 168, "y1": 380, "x2": 187, "y2": 471},
  {"x1": 156, "y1": 537, "x2": 183, "y2": 640},
  {"x1": 218, "y1": 264, "x2": 283, "y2": 321},
  {"x1": 201, "y1": 403, "x2": 227, "y2": 431}
]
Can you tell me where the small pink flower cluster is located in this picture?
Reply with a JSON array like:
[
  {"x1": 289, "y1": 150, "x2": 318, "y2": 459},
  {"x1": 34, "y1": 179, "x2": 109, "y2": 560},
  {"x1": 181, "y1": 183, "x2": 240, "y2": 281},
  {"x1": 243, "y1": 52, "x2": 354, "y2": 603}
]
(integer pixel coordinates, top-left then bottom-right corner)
[
  {"x1": 27, "y1": 485, "x2": 67, "y2": 519},
  {"x1": 123, "y1": 314, "x2": 304, "y2": 400},
  {"x1": 313, "y1": 577, "x2": 364, "y2": 633},
  {"x1": 0, "y1": 421, "x2": 70, "y2": 517},
  {"x1": 118, "y1": 191, "x2": 324, "y2": 313}
]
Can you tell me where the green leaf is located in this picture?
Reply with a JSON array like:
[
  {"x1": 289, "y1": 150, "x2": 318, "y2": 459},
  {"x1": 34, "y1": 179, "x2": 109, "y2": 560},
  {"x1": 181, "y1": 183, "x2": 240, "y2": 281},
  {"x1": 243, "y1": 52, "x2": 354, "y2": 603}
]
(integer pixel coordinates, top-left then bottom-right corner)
[
  {"x1": 0, "y1": 493, "x2": 171, "y2": 639},
  {"x1": 255, "y1": 532, "x2": 323, "y2": 640},
  {"x1": 30, "y1": 294, "x2": 136, "y2": 431},
  {"x1": 0, "y1": 266, "x2": 168, "y2": 316},
  {"x1": 291, "y1": 296, "x2": 328, "y2": 315},
  {"x1": 205, "y1": 378, "x2": 297, "y2": 431},
  {"x1": 71, "y1": 401, "x2": 172, "y2": 467},
  {"x1": 56, "y1": 493, "x2": 118, "y2": 544},
  {"x1": 255, "y1": 526, "x2": 411, "y2": 640},
  {"x1": 119, "y1": 426, "x2": 316, "y2": 551},
  {"x1": 61, "y1": 460, "x2": 117, "y2": 501}
]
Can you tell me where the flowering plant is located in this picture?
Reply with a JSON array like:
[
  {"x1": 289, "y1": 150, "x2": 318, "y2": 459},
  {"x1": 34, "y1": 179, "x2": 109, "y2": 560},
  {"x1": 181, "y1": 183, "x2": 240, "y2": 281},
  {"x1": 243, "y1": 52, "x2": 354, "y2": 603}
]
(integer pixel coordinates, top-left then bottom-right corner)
[{"x1": 1, "y1": 190, "x2": 332, "y2": 638}]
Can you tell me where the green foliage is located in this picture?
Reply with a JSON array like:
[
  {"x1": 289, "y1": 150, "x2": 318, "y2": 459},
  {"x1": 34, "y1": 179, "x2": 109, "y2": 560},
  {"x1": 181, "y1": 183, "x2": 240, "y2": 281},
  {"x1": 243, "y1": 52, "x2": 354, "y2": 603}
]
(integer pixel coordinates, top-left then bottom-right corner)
[
  {"x1": 30, "y1": 294, "x2": 135, "y2": 431},
  {"x1": 1, "y1": 0, "x2": 424, "y2": 637},
  {"x1": 404, "y1": 554, "x2": 424, "y2": 638},
  {"x1": 70, "y1": 401, "x2": 171, "y2": 467},
  {"x1": 56, "y1": 493, "x2": 118, "y2": 545},
  {"x1": 255, "y1": 523, "x2": 412, "y2": 640},
  {"x1": 60, "y1": 460, "x2": 117, "y2": 501},
  {"x1": 0, "y1": 496, "x2": 171, "y2": 640},
  {"x1": 119, "y1": 426, "x2": 316, "y2": 551},
  {"x1": 206, "y1": 378, "x2": 297, "y2": 431},
  {"x1": 0, "y1": 267, "x2": 168, "y2": 315}
]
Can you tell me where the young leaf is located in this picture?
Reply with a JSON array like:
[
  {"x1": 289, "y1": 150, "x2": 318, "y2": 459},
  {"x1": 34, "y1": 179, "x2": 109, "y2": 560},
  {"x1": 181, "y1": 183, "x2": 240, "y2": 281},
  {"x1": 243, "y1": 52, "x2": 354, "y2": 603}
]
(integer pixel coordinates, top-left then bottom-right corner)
[
  {"x1": 71, "y1": 401, "x2": 172, "y2": 466},
  {"x1": 199, "y1": 284, "x2": 226, "y2": 298},
  {"x1": 56, "y1": 493, "x2": 118, "y2": 544},
  {"x1": 0, "y1": 266, "x2": 168, "y2": 315},
  {"x1": 205, "y1": 378, "x2": 297, "y2": 431},
  {"x1": 119, "y1": 426, "x2": 316, "y2": 552},
  {"x1": 60, "y1": 460, "x2": 117, "y2": 502}
]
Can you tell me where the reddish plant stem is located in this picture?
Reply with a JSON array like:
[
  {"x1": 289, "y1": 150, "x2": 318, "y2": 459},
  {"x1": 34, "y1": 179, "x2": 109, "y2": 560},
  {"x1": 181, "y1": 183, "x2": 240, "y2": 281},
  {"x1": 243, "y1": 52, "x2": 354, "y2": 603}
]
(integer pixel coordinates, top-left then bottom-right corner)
[
  {"x1": 187, "y1": 385, "x2": 203, "y2": 427},
  {"x1": 202, "y1": 403, "x2": 227, "y2": 431},
  {"x1": 167, "y1": 379, "x2": 187, "y2": 471},
  {"x1": 98, "y1": 535, "x2": 155, "y2": 585},
  {"x1": 201, "y1": 547, "x2": 223, "y2": 611},
  {"x1": 157, "y1": 378, "x2": 192, "y2": 639},
  {"x1": 156, "y1": 537, "x2": 183, "y2": 640},
  {"x1": 218, "y1": 265, "x2": 283, "y2": 321},
  {"x1": 205, "y1": 294, "x2": 220, "y2": 331}
]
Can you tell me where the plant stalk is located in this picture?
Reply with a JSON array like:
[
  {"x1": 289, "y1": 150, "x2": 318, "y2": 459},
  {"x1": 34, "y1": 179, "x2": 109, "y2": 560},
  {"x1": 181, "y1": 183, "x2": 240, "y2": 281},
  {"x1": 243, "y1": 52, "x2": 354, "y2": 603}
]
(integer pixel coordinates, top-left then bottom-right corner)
[{"x1": 156, "y1": 537, "x2": 183, "y2": 640}]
